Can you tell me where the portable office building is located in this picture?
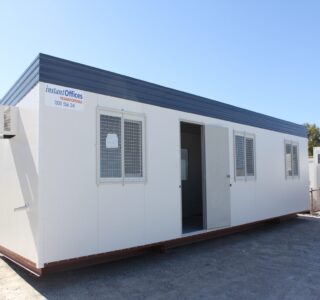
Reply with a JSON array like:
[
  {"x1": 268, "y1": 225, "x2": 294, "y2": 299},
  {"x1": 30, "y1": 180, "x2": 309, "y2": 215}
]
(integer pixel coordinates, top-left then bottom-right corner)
[{"x1": 0, "y1": 54, "x2": 309, "y2": 275}]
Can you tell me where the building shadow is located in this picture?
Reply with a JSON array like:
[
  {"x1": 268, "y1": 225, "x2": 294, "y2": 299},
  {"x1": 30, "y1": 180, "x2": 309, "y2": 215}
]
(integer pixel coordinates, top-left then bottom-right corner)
[{"x1": 0, "y1": 217, "x2": 315, "y2": 300}]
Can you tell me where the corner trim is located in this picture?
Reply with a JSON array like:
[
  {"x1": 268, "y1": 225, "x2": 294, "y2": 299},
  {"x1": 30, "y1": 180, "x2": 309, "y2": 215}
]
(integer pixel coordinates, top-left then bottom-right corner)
[{"x1": 0, "y1": 245, "x2": 42, "y2": 276}]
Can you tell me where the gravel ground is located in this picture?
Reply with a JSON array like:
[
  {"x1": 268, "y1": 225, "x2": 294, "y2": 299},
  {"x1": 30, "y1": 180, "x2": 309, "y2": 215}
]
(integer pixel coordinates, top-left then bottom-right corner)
[{"x1": 1, "y1": 215, "x2": 320, "y2": 300}]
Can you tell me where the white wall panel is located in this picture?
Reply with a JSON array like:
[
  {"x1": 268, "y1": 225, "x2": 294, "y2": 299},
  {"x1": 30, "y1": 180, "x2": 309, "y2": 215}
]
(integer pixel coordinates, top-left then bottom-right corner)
[
  {"x1": 0, "y1": 84, "x2": 40, "y2": 264},
  {"x1": 39, "y1": 85, "x2": 99, "y2": 263},
  {"x1": 38, "y1": 83, "x2": 309, "y2": 264}
]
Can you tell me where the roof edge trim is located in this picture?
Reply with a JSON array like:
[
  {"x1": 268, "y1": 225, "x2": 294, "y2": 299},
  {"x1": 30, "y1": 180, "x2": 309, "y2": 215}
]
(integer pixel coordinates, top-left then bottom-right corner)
[{"x1": 0, "y1": 53, "x2": 307, "y2": 138}]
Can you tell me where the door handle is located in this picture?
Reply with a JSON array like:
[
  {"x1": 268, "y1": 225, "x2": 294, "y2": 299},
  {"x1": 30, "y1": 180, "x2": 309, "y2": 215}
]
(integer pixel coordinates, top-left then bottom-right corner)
[{"x1": 226, "y1": 174, "x2": 231, "y2": 178}]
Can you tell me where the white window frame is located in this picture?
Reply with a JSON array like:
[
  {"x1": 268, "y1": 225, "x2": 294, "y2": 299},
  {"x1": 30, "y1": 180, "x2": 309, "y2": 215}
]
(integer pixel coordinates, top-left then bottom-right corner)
[
  {"x1": 284, "y1": 140, "x2": 299, "y2": 179},
  {"x1": 97, "y1": 107, "x2": 146, "y2": 184},
  {"x1": 233, "y1": 131, "x2": 256, "y2": 181}
]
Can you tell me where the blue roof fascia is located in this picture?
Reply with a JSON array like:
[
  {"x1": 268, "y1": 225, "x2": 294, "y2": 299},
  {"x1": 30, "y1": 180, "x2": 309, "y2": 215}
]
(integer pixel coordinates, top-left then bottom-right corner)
[
  {"x1": 0, "y1": 53, "x2": 307, "y2": 138},
  {"x1": 0, "y1": 55, "x2": 40, "y2": 106}
]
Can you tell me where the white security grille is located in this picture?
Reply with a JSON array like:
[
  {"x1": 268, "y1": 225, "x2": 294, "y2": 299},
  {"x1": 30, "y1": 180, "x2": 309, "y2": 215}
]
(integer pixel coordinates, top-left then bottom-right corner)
[
  {"x1": 292, "y1": 145, "x2": 299, "y2": 176},
  {"x1": 285, "y1": 143, "x2": 292, "y2": 177},
  {"x1": 285, "y1": 141, "x2": 299, "y2": 178},
  {"x1": 100, "y1": 115, "x2": 122, "y2": 178},
  {"x1": 98, "y1": 110, "x2": 145, "y2": 182},
  {"x1": 235, "y1": 135, "x2": 245, "y2": 177},
  {"x1": 124, "y1": 119, "x2": 143, "y2": 177},
  {"x1": 234, "y1": 132, "x2": 255, "y2": 179},
  {"x1": 245, "y1": 137, "x2": 255, "y2": 176}
]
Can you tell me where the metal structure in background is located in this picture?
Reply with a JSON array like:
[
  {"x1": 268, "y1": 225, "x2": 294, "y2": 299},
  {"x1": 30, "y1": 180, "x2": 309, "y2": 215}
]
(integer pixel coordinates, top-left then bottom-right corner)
[
  {"x1": 310, "y1": 188, "x2": 320, "y2": 213},
  {"x1": 308, "y1": 147, "x2": 320, "y2": 213}
]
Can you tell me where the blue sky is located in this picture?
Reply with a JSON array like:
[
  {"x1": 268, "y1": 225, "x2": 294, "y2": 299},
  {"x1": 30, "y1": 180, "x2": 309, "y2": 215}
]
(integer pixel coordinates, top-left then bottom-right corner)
[{"x1": 0, "y1": 0, "x2": 319, "y2": 125}]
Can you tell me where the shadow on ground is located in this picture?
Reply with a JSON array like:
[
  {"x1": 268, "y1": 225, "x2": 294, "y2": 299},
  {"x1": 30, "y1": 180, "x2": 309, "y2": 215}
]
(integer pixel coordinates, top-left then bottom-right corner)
[{"x1": 1, "y1": 217, "x2": 320, "y2": 300}]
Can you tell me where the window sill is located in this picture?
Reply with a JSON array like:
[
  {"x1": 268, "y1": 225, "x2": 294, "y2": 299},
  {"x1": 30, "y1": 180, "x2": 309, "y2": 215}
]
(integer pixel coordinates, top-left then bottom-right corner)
[
  {"x1": 98, "y1": 178, "x2": 146, "y2": 184},
  {"x1": 235, "y1": 176, "x2": 256, "y2": 182},
  {"x1": 286, "y1": 176, "x2": 300, "y2": 180}
]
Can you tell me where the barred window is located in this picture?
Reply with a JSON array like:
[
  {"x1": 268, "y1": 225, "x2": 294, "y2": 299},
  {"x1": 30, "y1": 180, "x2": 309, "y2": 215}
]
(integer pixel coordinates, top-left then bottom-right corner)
[
  {"x1": 99, "y1": 110, "x2": 145, "y2": 182},
  {"x1": 234, "y1": 132, "x2": 256, "y2": 180},
  {"x1": 235, "y1": 135, "x2": 245, "y2": 177},
  {"x1": 285, "y1": 141, "x2": 299, "y2": 178},
  {"x1": 100, "y1": 115, "x2": 122, "y2": 178},
  {"x1": 124, "y1": 119, "x2": 143, "y2": 178},
  {"x1": 292, "y1": 145, "x2": 299, "y2": 176},
  {"x1": 285, "y1": 143, "x2": 292, "y2": 177},
  {"x1": 246, "y1": 137, "x2": 255, "y2": 176}
]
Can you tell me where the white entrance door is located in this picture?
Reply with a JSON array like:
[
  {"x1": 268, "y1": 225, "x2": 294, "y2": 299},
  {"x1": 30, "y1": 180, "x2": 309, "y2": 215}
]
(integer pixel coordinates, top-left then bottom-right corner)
[{"x1": 204, "y1": 125, "x2": 231, "y2": 229}]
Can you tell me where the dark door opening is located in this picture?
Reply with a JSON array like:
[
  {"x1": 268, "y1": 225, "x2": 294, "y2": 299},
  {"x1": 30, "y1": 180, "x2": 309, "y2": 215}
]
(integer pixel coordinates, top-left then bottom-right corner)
[{"x1": 180, "y1": 122, "x2": 204, "y2": 233}]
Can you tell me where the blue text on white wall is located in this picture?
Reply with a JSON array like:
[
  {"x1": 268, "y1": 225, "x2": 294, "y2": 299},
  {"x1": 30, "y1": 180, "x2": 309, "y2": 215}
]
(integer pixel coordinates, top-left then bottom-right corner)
[{"x1": 45, "y1": 86, "x2": 83, "y2": 100}]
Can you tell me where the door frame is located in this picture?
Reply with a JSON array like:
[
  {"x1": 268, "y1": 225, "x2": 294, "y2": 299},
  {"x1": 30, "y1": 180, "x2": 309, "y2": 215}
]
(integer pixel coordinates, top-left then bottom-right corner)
[{"x1": 179, "y1": 119, "x2": 207, "y2": 234}]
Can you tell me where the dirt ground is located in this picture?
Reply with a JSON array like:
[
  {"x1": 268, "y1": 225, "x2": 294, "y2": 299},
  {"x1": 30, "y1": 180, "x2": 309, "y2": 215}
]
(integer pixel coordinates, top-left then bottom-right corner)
[{"x1": 1, "y1": 215, "x2": 320, "y2": 300}]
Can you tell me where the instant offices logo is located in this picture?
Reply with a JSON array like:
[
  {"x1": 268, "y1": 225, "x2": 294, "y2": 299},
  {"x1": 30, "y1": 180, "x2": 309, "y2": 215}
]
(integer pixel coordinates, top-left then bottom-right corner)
[{"x1": 45, "y1": 84, "x2": 85, "y2": 111}]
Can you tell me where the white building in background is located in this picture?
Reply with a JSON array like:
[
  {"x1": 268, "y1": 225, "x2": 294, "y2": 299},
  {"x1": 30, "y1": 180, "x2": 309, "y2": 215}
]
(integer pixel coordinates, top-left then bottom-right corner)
[{"x1": 308, "y1": 147, "x2": 320, "y2": 211}]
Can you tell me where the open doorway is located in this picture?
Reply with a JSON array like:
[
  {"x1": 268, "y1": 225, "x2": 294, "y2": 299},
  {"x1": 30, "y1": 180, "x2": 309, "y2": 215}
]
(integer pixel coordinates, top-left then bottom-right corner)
[{"x1": 180, "y1": 122, "x2": 204, "y2": 233}]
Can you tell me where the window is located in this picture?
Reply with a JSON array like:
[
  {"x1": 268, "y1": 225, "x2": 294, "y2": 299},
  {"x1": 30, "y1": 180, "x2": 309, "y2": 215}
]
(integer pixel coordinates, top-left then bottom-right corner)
[
  {"x1": 98, "y1": 109, "x2": 145, "y2": 182},
  {"x1": 235, "y1": 135, "x2": 245, "y2": 177},
  {"x1": 181, "y1": 149, "x2": 188, "y2": 181},
  {"x1": 285, "y1": 141, "x2": 299, "y2": 178},
  {"x1": 124, "y1": 119, "x2": 143, "y2": 178},
  {"x1": 234, "y1": 132, "x2": 256, "y2": 180},
  {"x1": 100, "y1": 115, "x2": 122, "y2": 178}
]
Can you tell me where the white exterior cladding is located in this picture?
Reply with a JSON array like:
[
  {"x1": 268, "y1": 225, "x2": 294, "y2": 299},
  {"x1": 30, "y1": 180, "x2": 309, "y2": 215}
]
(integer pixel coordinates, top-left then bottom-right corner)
[
  {"x1": 0, "y1": 84, "x2": 40, "y2": 263},
  {"x1": 0, "y1": 82, "x2": 309, "y2": 268}
]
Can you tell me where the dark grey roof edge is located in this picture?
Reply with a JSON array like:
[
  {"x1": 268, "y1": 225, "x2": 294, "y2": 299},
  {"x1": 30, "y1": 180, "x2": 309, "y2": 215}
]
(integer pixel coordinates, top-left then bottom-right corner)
[
  {"x1": 1, "y1": 55, "x2": 40, "y2": 106},
  {"x1": 0, "y1": 53, "x2": 307, "y2": 138}
]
